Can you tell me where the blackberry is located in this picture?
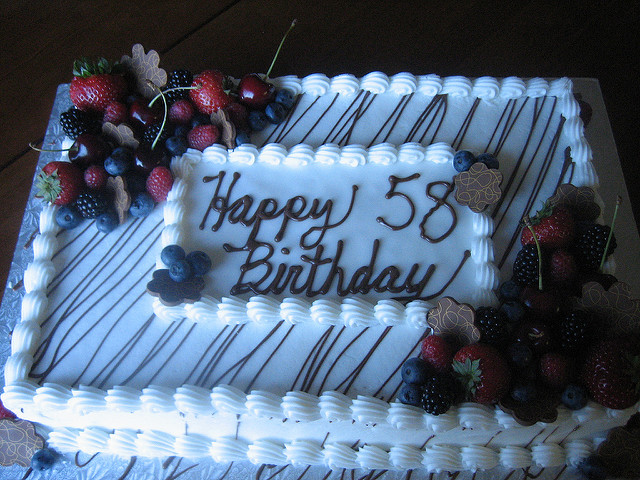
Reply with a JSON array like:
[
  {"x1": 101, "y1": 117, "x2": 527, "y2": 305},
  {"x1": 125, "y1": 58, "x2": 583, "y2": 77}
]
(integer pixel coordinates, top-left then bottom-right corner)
[
  {"x1": 142, "y1": 123, "x2": 171, "y2": 146},
  {"x1": 421, "y1": 374, "x2": 457, "y2": 415},
  {"x1": 513, "y1": 244, "x2": 542, "y2": 286},
  {"x1": 163, "y1": 69, "x2": 193, "y2": 104},
  {"x1": 559, "y1": 310, "x2": 592, "y2": 352},
  {"x1": 476, "y1": 307, "x2": 509, "y2": 347},
  {"x1": 59, "y1": 108, "x2": 101, "y2": 139},
  {"x1": 75, "y1": 191, "x2": 108, "y2": 219},
  {"x1": 574, "y1": 223, "x2": 616, "y2": 272}
]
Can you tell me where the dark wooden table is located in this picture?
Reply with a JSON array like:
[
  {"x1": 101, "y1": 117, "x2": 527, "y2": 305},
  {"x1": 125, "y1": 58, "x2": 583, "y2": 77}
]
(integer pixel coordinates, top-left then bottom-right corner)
[{"x1": 1, "y1": 0, "x2": 638, "y2": 289}]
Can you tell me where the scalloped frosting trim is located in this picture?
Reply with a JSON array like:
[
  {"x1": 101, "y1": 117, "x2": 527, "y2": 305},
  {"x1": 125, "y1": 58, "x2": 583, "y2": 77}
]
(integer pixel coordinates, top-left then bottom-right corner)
[
  {"x1": 4, "y1": 381, "x2": 638, "y2": 435},
  {"x1": 46, "y1": 426, "x2": 597, "y2": 471}
]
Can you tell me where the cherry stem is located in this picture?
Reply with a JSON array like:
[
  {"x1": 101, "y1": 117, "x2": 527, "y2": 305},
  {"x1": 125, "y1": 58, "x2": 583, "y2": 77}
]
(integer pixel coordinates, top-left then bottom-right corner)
[
  {"x1": 265, "y1": 19, "x2": 297, "y2": 80},
  {"x1": 148, "y1": 85, "x2": 200, "y2": 106},
  {"x1": 29, "y1": 142, "x2": 74, "y2": 154},
  {"x1": 599, "y1": 195, "x2": 622, "y2": 272},
  {"x1": 523, "y1": 215, "x2": 543, "y2": 291},
  {"x1": 146, "y1": 80, "x2": 168, "y2": 151}
]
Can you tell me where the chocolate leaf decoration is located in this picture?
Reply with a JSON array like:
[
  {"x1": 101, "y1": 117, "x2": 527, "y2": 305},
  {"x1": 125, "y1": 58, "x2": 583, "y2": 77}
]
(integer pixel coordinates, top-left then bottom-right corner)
[
  {"x1": 147, "y1": 269, "x2": 205, "y2": 306},
  {"x1": 548, "y1": 183, "x2": 600, "y2": 221},
  {"x1": 120, "y1": 44, "x2": 167, "y2": 98},
  {"x1": 597, "y1": 414, "x2": 640, "y2": 478},
  {"x1": 572, "y1": 281, "x2": 640, "y2": 337},
  {"x1": 0, "y1": 418, "x2": 44, "y2": 467},
  {"x1": 454, "y1": 163, "x2": 502, "y2": 213},
  {"x1": 498, "y1": 387, "x2": 560, "y2": 426},
  {"x1": 211, "y1": 109, "x2": 236, "y2": 149},
  {"x1": 106, "y1": 176, "x2": 131, "y2": 224},
  {"x1": 427, "y1": 297, "x2": 479, "y2": 345},
  {"x1": 102, "y1": 122, "x2": 139, "y2": 149}
]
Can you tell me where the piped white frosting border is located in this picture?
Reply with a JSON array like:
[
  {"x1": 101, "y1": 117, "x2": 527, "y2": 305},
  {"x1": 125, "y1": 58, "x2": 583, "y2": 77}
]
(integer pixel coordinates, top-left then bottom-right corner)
[{"x1": 2, "y1": 73, "x2": 608, "y2": 472}]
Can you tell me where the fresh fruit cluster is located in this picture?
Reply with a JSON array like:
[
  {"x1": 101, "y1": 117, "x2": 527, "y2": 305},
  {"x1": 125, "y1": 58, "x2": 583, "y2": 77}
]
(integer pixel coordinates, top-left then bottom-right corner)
[
  {"x1": 160, "y1": 244, "x2": 212, "y2": 283},
  {"x1": 399, "y1": 194, "x2": 638, "y2": 418}
]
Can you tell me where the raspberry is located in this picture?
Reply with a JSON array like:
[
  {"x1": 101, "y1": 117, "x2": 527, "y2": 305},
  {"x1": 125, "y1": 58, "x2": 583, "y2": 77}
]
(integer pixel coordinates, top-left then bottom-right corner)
[
  {"x1": 83, "y1": 165, "x2": 109, "y2": 190},
  {"x1": 419, "y1": 335, "x2": 454, "y2": 373},
  {"x1": 168, "y1": 99, "x2": 195, "y2": 124},
  {"x1": 539, "y1": 352, "x2": 572, "y2": 390},
  {"x1": 549, "y1": 248, "x2": 576, "y2": 286},
  {"x1": 187, "y1": 125, "x2": 220, "y2": 151}
]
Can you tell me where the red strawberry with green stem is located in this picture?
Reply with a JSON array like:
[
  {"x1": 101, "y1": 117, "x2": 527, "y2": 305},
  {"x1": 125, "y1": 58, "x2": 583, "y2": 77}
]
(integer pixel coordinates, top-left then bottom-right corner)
[
  {"x1": 70, "y1": 57, "x2": 127, "y2": 113},
  {"x1": 189, "y1": 70, "x2": 232, "y2": 114},
  {"x1": 452, "y1": 343, "x2": 510, "y2": 404},
  {"x1": 36, "y1": 161, "x2": 84, "y2": 205},
  {"x1": 521, "y1": 204, "x2": 575, "y2": 249}
]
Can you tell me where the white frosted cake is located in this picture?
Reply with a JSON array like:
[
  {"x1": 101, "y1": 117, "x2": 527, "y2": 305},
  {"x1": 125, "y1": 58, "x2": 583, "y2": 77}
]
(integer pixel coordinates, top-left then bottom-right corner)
[{"x1": 5, "y1": 66, "x2": 633, "y2": 480}]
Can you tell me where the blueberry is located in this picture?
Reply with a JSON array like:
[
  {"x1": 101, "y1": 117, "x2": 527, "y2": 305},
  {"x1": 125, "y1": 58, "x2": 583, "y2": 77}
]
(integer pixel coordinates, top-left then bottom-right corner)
[
  {"x1": 453, "y1": 150, "x2": 476, "y2": 172},
  {"x1": 31, "y1": 447, "x2": 57, "y2": 471},
  {"x1": 398, "y1": 383, "x2": 424, "y2": 407},
  {"x1": 129, "y1": 191, "x2": 154, "y2": 218},
  {"x1": 173, "y1": 124, "x2": 190, "y2": 138},
  {"x1": 499, "y1": 280, "x2": 522, "y2": 301},
  {"x1": 265, "y1": 102, "x2": 287, "y2": 124},
  {"x1": 562, "y1": 384, "x2": 588, "y2": 410},
  {"x1": 186, "y1": 250, "x2": 212, "y2": 276},
  {"x1": 104, "y1": 146, "x2": 133, "y2": 176},
  {"x1": 169, "y1": 259, "x2": 192, "y2": 282},
  {"x1": 500, "y1": 299, "x2": 526, "y2": 324},
  {"x1": 507, "y1": 343, "x2": 533, "y2": 368},
  {"x1": 477, "y1": 152, "x2": 499, "y2": 170},
  {"x1": 96, "y1": 210, "x2": 119, "y2": 233},
  {"x1": 55, "y1": 204, "x2": 83, "y2": 229},
  {"x1": 510, "y1": 382, "x2": 537, "y2": 403},
  {"x1": 161, "y1": 244, "x2": 186, "y2": 266},
  {"x1": 577, "y1": 455, "x2": 608, "y2": 480},
  {"x1": 248, "y1": 110, "x2": 268, "y2": 131},
  {"x1": 275, "y1": 89, "x2": 295, "y2": 109},
  {"x1": 191, "y1": 113, "x2": 211, "y2": 128},
  {"x1": 165, "y1": 135, "x2": 188, "y2": 156},
  {"x1": 235, "y1": 130, "x2": 251, "y2": 147},
  {"x1": 400, "y1": 357, "x2": 432, "y2": 385}
]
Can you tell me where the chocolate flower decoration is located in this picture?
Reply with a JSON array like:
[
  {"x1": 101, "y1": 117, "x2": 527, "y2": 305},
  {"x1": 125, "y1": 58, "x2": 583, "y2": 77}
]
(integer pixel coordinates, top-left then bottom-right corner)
[
  {"x1": 596, "y1": 413, "x2": 640, "y2": 478},
  {"x1": 120, "y1": 44, "x2": 167, "y2": 98},
  {"x1": 0, "y1": 418, "x2": 44, "y2": 467},
  {"x1": 572, "y1": 281, "x2": 640, "y2": 337},
  {"x1": 102, "y1": 122, "x2": 139, "y2": 149},
  {"x1": 548, "y1": 183, "x2": 600, "y2": 221},
  {"x1": 147, "y1": 269, "x2": 205, "y2": 306},
  {"x1": 427, "y1": 297, "x2": 480, "y2": 345},
  {"x1": 498, "y1": 387, "x2": 560, "y2": 426},
  {"x1": 454, "y1": 163, "x2": 502, "y2": 213},
  {"x1": 106, "y1": 176, "x2": 131, "y2": 224},
  {"x1": 211, "y1": 109, "x2": 236, "y2": 149}
]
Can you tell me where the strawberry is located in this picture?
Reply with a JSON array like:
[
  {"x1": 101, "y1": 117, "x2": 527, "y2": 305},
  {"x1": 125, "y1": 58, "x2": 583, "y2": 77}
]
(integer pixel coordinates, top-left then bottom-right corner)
[
  {"x1": 103, "y1": 100, "x2": 128, "y2": 125},
  {"x1": 187, "y1": 125, "x2": 220, "y2": 151},
  {"x1": 189, "y1": 70, "x2": 232, "y2": 114},
  {"x1": 146, "y1": 166, "x2": 173, "y2": 203},
  {"x1": 581, "y1": 338, "x2": 640, "y2": 409},
  {"x1": 83, "y1": 165, "x2": 109, "y2": 190},
  {"x1": 539, "y1": 352, "x2": 572, "y2": 390},
  {"x1": 36, "y1": 161, "x2": 84, "y2": 205},
  {"x1": 452, "y1": 343, "x2": 510, "y2": 404},
  {"x1": 521, "y1": 204, "x2": 575, "y2": 249},
  {"x1": 70, "y1": 57, "x2": 127, "y2": 113},
  {"x1": 419, "y1": 335, "x2": 454, "y2": 373},
  {"x1": 168, "y1": 99, "x2": 195, "y2": 124}
]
